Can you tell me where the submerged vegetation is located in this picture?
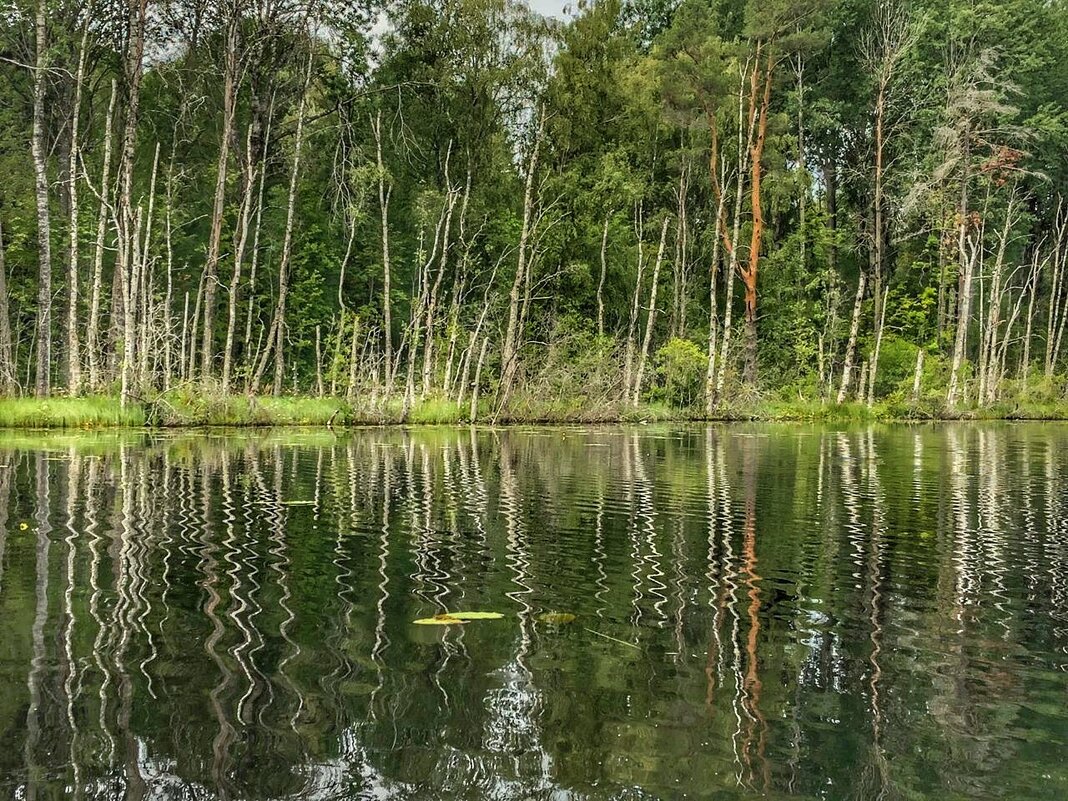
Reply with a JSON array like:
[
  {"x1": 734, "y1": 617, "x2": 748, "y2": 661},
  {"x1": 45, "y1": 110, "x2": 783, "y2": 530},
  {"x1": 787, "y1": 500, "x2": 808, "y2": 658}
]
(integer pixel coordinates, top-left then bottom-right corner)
[{"x1": 2, "y1": 0, "x2": 1068, "y2": 423}]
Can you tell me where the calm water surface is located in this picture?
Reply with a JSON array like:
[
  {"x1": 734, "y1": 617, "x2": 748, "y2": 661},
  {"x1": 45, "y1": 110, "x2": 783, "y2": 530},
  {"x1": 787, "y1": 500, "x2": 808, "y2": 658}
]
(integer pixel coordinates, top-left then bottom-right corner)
[{"x1": 1, "y1": 424, "x2": 1066, "y2": 800}]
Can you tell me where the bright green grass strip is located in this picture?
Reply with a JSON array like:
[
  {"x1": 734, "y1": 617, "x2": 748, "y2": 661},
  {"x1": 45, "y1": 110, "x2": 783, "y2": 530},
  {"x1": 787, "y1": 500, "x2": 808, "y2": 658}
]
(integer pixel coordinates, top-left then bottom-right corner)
[{"x1": 0, "y1": 396, "x2": 145, "y2": 428}]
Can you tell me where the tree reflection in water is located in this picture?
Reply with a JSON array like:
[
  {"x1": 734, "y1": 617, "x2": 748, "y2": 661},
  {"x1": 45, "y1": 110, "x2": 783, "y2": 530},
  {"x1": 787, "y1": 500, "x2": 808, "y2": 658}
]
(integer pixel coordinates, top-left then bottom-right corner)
[{"x1": 0, "y1": 424, "x2": 1066, "y2": 800}]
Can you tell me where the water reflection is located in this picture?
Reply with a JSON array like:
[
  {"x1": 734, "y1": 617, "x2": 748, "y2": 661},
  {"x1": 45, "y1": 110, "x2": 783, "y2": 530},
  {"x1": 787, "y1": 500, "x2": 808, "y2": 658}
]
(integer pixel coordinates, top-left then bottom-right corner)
[{"x1": 0, "y1": 424, "x2": 1066, "y2": 800}]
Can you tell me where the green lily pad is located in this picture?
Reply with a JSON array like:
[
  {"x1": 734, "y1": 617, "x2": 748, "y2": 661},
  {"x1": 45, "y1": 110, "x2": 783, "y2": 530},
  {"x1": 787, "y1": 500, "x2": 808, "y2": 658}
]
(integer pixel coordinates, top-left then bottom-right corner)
[{"x1": 537, "y1": 612, "x2": 577, "y2": 625}]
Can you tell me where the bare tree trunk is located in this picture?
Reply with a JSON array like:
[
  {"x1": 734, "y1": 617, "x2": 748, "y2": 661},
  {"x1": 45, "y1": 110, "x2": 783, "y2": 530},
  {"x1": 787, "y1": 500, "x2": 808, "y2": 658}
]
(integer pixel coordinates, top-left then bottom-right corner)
[
  {"x1": 837, "y1": 271, "x2": 867, "y2": 404},
  {"x1": 714, "y1": 66, "x2": 754, "y2": 406},
  {"x1": 372, "y1": 111, "x2": 394, "y2": 390},
  {"x1": 864, "y1": 0, "x2": 911, "y2": 408},
  {"x1": 442, "y1": 240, "x2": 468, "y2": 398},
  {"x1": 704, "y1": 172, "x2": 726, "y2": 416},
  {"x1": 947, "y1": 232, "x2": 979, "y2": 408},
  {"x1": 597, "y1": 213, "x2": 609, "y2": 338},
  {"x1": 1044, "y1": 202, "x2": 1066, "y2": 377},
  {"x1": 222, "y1": 126, "x2": 256, "y2": 393},
  {"x1": 118, "y1": 0, "x2": 148, "y2": 408},
  {"x1": 670, "y1": 163, "x2": 688, "y2": 339},
  {"x1": 911, "y1": 348, "x2": 924, "y2": 403},
  {"x1": 497, "y1": 108, "x2": 545, "y2": 410},
  {"x1": 470, "y1": 336, "x2": 489, "y2": 422},
  {"x1": 1019, "y1": 247, "x2": 1043, "y2": 381},
  {"x1": 87, "y1": 80, "x2": 117, "y2": 393},
  {"x1": 66, "y1": 24, "x2": 89, "y2": 394},
  {"x1": 137, "y1": 144, "x2": 160, "y2": 390},
  {"x1": 1048, "y1": 210, "x2": 1068, "y2": 377},
  {"x1": 31, "y1": 0, "x2": 52, "y2": 397},
  {"x1": 740, "y1": 51, "x2": 774, "y2": 386},
  {"x1": 867, "y1": 81, "x2": 887, "y2": 409},
  {"x1": 163, "y1": 154, "x2": 175, "y2": 390},
  {"x1": 979, "y1": 194, "x2": 1015, "y2": 405},
  {"x1": 201, "y1": 15, "x2": 239, "y2": 382},
  {"x1": 632, "y1": 218, "x2": 670, "y2": 407},
  {"x1": 623, "y1": 207, "x2": 645, "y2": 399},
  {"x1": 0, "y1": 218, "x2": 13, "y2": 393},
  {"x1": 456, "y1": 254, "x2": 500, "y2": 409},
  {"x1": 242, "y1": 137, "x2": 268, "y2": 375},
  {"x1": 251, "y1": 51, "x2": 312, "y2": 397},
  {"x1": 421, "y1": 156, "x2": 460, "y2": 396},
  {"x1": 315, "y1": 325, "x2": 324, "y2": 397},
  {"x1": 346, "y1": 315, "x2": 361, "y2": 399},
  {"x1": 179, "y1": 290, "x2": 190, "y2": 381}
]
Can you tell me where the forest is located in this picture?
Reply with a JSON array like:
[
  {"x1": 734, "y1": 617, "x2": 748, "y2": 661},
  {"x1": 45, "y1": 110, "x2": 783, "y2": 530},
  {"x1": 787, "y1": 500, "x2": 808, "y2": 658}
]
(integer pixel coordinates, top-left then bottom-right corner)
[{"x1": 2, "y1": 0, "x2": 1068, "y2": 422}]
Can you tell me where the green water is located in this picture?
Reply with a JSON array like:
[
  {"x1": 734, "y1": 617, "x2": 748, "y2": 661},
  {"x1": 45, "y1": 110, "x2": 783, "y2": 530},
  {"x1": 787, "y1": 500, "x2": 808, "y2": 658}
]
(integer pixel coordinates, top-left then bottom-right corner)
[{"x1": 0, "y1": 424, "x2": 1066, "y2": 800}]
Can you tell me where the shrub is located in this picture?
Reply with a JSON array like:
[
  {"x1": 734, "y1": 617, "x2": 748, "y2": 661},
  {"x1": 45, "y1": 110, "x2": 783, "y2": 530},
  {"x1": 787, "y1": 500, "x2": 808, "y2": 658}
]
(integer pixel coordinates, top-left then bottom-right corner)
[{"x1": 653, "y1": 338, "x2": 706, "y2": 408}]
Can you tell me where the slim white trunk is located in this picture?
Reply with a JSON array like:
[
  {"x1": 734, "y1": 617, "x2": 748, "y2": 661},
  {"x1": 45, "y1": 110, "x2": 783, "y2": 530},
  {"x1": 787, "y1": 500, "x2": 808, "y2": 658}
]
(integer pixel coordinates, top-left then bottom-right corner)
[
  {"x1": 0, "y1": 219, "x2": 13, "y2": 392},
  {"x1": 837, "y1": 271, "x2": 867, "y2": 404},
  {"x1": 497, "y1": 108, "x2": 544, "y2": 409},
  {"x1": 222, "y1": 126, "x2": 256, "y2": 393},
  {"x1": 470, "y1": 336, "x2": 489, "y2": 422},
  {"x1": 597, "y1": 214, "x2": 609, "y2": 338},
  {"x1": 87, "y1": 80, "x2": 117, "y2": 393},
  {"x1": 31, "y1": 0, "x2": 52, "y2": 397},
  {"x1": 372, "y1": 111, "x2": 394, "y2": 389},
  {"x1": 66, "y1": 25, "x2": 89, "y2": 394},
  {"x1": 201, "y1": 17, "x2": 239, "y2": 381},
  {"x1": 632, "y1": 218, "x2": 670, "y2": 407}
]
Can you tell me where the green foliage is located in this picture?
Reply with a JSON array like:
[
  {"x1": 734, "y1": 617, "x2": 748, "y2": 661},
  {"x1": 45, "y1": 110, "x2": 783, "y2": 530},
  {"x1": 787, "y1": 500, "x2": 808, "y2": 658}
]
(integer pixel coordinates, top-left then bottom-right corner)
[{"x1": 652, "y1": 337, "x2": 706, "y2": 407}]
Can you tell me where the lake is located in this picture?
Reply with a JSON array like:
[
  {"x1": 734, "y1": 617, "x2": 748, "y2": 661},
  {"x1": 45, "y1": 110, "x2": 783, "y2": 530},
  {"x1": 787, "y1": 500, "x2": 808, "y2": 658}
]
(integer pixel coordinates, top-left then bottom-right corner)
[{"x1": 0, "y1": 424, "x2": 1066, "y2": 800}]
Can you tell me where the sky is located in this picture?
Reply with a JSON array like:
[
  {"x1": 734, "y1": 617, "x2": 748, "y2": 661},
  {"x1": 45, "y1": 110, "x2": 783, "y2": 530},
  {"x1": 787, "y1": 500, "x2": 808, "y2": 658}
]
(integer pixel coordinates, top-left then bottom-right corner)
[{"x1": 527, "y1": 0, "x2": 570, "y2": 19}]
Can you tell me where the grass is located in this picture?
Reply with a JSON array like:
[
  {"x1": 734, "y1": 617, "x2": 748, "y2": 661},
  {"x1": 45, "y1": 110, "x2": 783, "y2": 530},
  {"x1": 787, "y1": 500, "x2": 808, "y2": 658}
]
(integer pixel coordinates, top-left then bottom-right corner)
[
  {"x1": 152, "y1": 392, "x2": 349, "y2": 426},
  {"x1": 0, "y1": 388, "x2": 1066, "y2": 429},
  {"x1": 0, "y1": 396, "x2": 145, "y2": 428}
]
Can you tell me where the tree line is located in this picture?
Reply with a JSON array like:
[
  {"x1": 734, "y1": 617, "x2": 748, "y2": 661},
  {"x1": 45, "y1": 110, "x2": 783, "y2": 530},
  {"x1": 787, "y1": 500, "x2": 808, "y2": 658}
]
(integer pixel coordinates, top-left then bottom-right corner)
[{"x1": 1, "y1": 0, "x2": 1067, "y2": 415}]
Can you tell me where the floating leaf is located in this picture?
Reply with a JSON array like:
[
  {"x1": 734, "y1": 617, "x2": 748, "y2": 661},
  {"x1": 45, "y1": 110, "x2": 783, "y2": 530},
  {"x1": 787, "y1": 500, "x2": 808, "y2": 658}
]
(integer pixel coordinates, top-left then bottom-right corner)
[
  {"x1": 537, "y1": 612, "x2": 576, "y2": 625},
  {"x1": 447, "y1": 611, "x2": 504, "y2": 621},
  {"x1": 413, "y1": 614, "x2": 467, "y2": 626},
  {"x1": 19, "y1": 522, "x2": 29, "y2": 531}
]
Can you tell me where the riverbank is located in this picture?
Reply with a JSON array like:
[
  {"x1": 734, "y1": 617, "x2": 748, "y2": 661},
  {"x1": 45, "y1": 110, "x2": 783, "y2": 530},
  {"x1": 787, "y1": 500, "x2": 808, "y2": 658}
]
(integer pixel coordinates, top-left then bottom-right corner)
[{"x1": 1, "y1": 393, "x2": 1067, "y2": 428}]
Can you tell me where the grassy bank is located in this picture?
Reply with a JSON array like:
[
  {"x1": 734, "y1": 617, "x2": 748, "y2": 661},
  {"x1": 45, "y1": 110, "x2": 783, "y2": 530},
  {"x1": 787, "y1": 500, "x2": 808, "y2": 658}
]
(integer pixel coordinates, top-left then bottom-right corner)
[{"x1": 1, "y1": 391, "x2": 1067, "y2": 429}]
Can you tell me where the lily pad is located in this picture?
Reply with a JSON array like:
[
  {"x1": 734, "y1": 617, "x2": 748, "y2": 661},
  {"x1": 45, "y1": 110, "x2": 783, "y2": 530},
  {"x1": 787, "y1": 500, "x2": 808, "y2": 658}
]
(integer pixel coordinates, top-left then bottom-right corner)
[
  {"x1": 447, "y1": 611, "x2": 505, "y2": 621},
  {"x1": 537, "y1": 612, "x2": 577, "y2": 625},
  {"x1": 413, "y1": 614, "x2": 468, "y2": 626}
]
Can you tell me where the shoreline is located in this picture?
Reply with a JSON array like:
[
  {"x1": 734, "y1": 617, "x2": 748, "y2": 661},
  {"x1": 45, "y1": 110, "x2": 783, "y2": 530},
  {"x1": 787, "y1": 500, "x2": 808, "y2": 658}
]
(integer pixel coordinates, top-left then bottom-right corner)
[{"x1": 0, "y1": 395, "x2": 1066, "y2": 429}]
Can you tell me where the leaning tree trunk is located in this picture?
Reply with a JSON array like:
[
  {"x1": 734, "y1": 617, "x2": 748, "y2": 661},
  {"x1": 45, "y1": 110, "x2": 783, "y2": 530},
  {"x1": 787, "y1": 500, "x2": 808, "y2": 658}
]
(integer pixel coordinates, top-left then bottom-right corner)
[
  {"x1": 632, "y1": 218, "x2": 670, "y2": 407},
  {"x1": 947, "y1": 235, "x2": 978, "y2": 408},
  {"x1": 254, "y1": 51, "x2": 312, "y2": 397},
  {"x1": 837, "y1": 271, "x2": 867, "y2": 404},
  {"x1": 623, "y1": 211, "x2": 645, "y2": 399},
  {"x1": 222, "y1": 126, "x2": 256, "y2": 393},
  {"x1": 31, "y1": 0, "x2": 52, "y2": 397},
  {"x1": 497, "y1": 108, "x2": 544, "y2": 411},
  {"x1": 201, "y1": 17, "x2": 239, "y2": 382},
  {"x1": 87, "y1": 80, "x2": 117, "y2": 393}
]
